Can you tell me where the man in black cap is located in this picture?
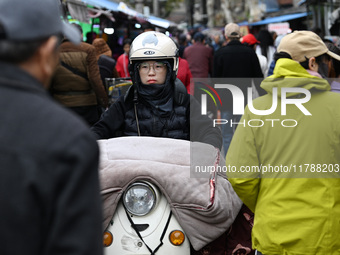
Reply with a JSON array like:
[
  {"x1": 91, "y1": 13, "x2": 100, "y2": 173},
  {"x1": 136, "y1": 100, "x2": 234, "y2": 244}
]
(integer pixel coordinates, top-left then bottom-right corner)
[{"x1": 0, "y1": 0, "x2": 103, "y2": 254}]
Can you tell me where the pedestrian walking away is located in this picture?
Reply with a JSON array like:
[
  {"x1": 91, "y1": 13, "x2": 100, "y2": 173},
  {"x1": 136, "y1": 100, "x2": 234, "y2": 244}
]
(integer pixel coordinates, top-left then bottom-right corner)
[
  {"x1": 213, "y1": 23, "x2": 265, "y2": 157},
  {"x1": 325, "y1": 41, "x2": 340, "y2": 92},
  {"x1": 226, "y1": 30, "x2": 340, "y2": 255},
  {"x1": 183, "y1": 32, "x2": 214, "y2": 79},
  {"x1": 51, "y1": 24, "x2": 108, "y2": 126},
  {"x1": 255, "y1": 29, "x2": 276, "y2": 77},
  {"x1": 92, "y1": 38, "x2": 119, "y2": 86},
  {"x1": 242, "y1": 33, "x2": 268, "y2": 78}
]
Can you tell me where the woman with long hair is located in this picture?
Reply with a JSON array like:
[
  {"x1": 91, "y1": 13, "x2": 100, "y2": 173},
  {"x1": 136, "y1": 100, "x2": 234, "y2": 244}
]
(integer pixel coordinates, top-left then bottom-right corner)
[{"x1": 256, "y1": 29, "x2": 276, "y2": 76}]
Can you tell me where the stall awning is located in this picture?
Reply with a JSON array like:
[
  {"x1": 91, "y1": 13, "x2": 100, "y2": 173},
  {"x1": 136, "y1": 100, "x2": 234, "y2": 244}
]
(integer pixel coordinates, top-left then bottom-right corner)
[
  {"x1": 67, "y1": 0, "x2": 115, "y2": 23},
  {"x1": 79, "y1": 0, "x2": 171, "y2": 28},
  {"x1": 81, "y1": 0, "x2": 119, "y2": 10},
  {"x1": 239, "y1": 12, "x2": 308, "y2": 26},
  {"x1": 116, "y1": 2, "x2": 171, "y2": 28}
]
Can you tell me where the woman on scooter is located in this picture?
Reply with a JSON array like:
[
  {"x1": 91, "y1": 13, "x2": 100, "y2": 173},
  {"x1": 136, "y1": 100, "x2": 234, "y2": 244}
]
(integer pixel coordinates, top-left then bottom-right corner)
[
  {"x1": 92, "y1": 31, "x2": 241, "y2": 255},
  {"x1": 91, "y1": 31, "x2": 222, "y2": 150}
]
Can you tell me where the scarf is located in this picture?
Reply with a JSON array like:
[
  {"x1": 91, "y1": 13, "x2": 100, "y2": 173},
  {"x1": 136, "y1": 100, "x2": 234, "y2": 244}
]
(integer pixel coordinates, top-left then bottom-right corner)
[{"x1": 134, "y1": 61, "x2": 174, "y2": 116}]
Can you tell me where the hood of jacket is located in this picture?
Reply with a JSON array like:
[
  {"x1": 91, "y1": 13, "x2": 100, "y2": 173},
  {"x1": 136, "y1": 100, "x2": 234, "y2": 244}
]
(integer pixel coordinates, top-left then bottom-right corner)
[{"x1": 260, "y1": 58, "x2": 330, "y2": 97}]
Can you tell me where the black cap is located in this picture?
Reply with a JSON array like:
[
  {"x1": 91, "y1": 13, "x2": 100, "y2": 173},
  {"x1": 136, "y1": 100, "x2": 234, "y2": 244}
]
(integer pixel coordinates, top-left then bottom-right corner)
[{"x1": 193, "y1": 32, "x2": 205, "y2": 42}]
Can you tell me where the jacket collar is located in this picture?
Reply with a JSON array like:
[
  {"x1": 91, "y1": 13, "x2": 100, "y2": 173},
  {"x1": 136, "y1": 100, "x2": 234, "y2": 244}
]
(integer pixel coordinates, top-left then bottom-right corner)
[
  {"x1": 261, "y1": 58, "x2": 330, "y2": 97},
  {"x1": 0, "y1": 61, "x2": 48, "y2": 96},
  {"x1": 226, "y1": 40, "x2": 242, "y2": 46}
]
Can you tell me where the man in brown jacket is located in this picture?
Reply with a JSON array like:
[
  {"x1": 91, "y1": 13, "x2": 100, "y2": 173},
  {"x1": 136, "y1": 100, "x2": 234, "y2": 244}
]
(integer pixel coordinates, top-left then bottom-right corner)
[{"x1": 51, "y1": 24, "x2": 108, "y2": 126}]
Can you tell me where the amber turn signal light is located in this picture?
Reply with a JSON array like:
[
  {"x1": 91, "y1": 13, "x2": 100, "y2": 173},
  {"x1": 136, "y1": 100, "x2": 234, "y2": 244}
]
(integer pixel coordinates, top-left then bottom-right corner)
[
  {"x1": 169, "y1": 230, "x2": 185, "y2": 246},
  {"x1": 103, "y1": 231, "x2": 113, "y2": 247}
]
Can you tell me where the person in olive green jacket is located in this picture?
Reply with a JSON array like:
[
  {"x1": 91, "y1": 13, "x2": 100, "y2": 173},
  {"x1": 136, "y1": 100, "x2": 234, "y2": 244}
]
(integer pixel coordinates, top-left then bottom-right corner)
[{"x1": 226, "y1": 31, "x2": 340, "y2": 254}]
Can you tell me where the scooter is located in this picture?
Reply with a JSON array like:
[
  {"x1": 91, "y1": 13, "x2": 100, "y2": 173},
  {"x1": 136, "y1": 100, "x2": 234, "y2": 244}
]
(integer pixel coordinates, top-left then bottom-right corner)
[
  {"x1": 103, "y1": 180, "x2": 189, "y2": 254},
  {"x1": 98, "y1": 137, "x2": 242, "y2": 255}
]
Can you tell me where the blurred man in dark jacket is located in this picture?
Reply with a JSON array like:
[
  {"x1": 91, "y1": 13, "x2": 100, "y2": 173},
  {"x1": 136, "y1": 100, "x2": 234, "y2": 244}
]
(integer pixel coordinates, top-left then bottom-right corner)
[
  {"x1": 213, "y1": 23, "x2": 265, "y2": 156},
  {"x1": 0, "y1": 0, "x2": 103, "y2": 254}
]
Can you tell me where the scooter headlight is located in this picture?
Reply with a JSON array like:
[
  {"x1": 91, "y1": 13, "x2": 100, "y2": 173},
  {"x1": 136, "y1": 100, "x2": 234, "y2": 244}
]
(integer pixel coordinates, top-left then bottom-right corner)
[{"x1": 123, "y1": 182, "x2": 156, "y2": 216}]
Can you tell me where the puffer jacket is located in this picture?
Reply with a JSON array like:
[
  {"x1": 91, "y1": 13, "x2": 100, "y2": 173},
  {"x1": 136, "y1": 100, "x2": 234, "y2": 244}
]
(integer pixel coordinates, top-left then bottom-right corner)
[
  {"x1": 51, "y1": 41, "x2": 108, "y2": 108},
  {"x1": 123, "y1": 95, "x2": 189, "y2": 139},
  {"x1": 226, "y1": 58, "x2": 340, "y2": 254},
  {"x1": 91, "y1": 79, "x2": 222, "y2": 149}
]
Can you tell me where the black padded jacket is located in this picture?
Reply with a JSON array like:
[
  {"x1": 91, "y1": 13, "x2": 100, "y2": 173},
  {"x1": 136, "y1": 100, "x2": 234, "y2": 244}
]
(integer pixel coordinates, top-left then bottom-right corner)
[{"x1": 91, "y1": 79, "x2": 222, "y2": 149}]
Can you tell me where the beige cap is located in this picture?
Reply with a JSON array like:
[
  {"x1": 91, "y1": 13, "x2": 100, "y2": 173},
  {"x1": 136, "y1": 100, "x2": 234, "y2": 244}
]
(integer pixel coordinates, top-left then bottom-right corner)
[
  {"x1": 277, "y1": 30, "x2": 340, "y2": 62},
  {"x1": 224, "y1": 23, "x2": 241, "y2": 38}
]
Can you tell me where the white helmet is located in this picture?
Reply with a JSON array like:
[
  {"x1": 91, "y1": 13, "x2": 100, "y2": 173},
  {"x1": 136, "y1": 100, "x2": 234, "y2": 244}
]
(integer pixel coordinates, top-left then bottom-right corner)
[{"x1": 129, "y1": 31, "x2": 179, "y2": 80}]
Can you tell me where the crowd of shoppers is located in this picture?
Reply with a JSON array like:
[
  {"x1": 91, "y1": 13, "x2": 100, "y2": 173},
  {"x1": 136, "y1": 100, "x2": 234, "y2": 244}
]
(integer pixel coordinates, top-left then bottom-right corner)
[
  {"x1": 176, "y1": 24, "x2": 340, "y2": 255},
  {"x1": 3, "y1": 0, "x2": 340, "y2": 253}
]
